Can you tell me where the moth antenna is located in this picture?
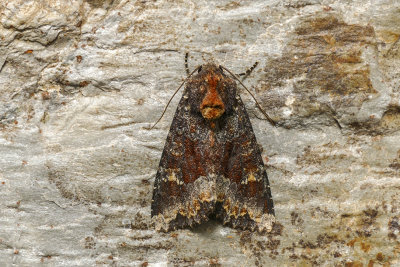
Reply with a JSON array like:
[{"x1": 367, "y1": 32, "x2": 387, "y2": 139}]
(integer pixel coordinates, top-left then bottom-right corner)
[
  {"x1": 237, "y1": 62, "x2": 258, "y2": 81},
  {"x1": 150, "y1": 66, "x2": 200, "y2": 129},
  {"x1": 220, "y1": 65, "x2": 276, "y2": 126},
  {"x1": 185, "y1": 52, "x2": 190, "y2": 76}
]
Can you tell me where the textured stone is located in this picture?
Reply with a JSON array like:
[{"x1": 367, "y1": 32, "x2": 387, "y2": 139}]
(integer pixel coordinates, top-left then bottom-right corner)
[{"x1": 0, "y1": 0, "x2": 399, "y2": 266}]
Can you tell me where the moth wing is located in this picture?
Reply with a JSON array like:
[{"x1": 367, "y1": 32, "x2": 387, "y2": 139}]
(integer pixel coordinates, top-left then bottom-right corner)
[
  {"x1": 151, "y1": 98, "x2": 215, "y2": 231},
  {"x1": 151, "y1": 93, "x2": 275, "y2": 232},
  {"x1": 216, "y1": 97, "x2": 275, "y2": 232}
]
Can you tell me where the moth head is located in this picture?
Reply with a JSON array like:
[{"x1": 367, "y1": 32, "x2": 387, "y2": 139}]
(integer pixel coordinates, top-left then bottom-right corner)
[{"x1": 186, "y1": 63, "x2": 236, "y2": 120}]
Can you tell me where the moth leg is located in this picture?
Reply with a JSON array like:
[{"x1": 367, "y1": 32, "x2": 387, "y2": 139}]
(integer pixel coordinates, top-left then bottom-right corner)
[
  {"x1": 185, "y1": 52, "x2": 190, "y2": 76},
  {"x1": 237, "y1": 62, "x2": 258, "y2": 81}
]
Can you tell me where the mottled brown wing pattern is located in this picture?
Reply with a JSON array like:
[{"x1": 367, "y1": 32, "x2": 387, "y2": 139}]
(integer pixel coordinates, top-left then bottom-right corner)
[
  {"x1": 215, "y1": 97, "x2": 275, "y2": 232},
  {"x1": 151, "y1": 63, "x2": 275, "y2": 232},
  {"x1": 151, "y1": 96, "x2": 217, "y2": 231}
]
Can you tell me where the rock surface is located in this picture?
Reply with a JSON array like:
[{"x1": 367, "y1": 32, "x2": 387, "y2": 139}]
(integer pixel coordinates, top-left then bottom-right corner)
[{"x1": 1, "y1": 0, "x2": 399, "y2": 266}]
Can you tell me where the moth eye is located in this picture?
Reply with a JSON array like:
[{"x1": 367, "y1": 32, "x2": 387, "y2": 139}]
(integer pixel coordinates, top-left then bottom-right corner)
[{"x1": 197, "y1": 66, "x2": 202, "y2": 73}]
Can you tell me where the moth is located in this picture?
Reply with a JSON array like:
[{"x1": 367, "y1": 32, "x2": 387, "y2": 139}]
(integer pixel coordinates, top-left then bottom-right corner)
[{"x1": 151, "y1": 59, "x2": 275, "y2": 232}]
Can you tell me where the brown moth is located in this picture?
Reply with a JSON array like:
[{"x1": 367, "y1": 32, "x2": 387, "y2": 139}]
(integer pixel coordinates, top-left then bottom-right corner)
[{"x1": 151, "y1": 62, "x2": 275, "y2": 232}]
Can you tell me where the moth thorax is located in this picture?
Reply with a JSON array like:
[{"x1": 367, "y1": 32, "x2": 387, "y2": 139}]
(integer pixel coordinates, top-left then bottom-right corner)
[{"x1": 200, "y1": 74, "x2": 225, "y2": 120}]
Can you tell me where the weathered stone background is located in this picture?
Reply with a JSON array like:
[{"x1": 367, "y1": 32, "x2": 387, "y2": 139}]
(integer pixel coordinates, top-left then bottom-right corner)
[{"x1": 1, "y1": 0, "x2": 399, "y2": 266}]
